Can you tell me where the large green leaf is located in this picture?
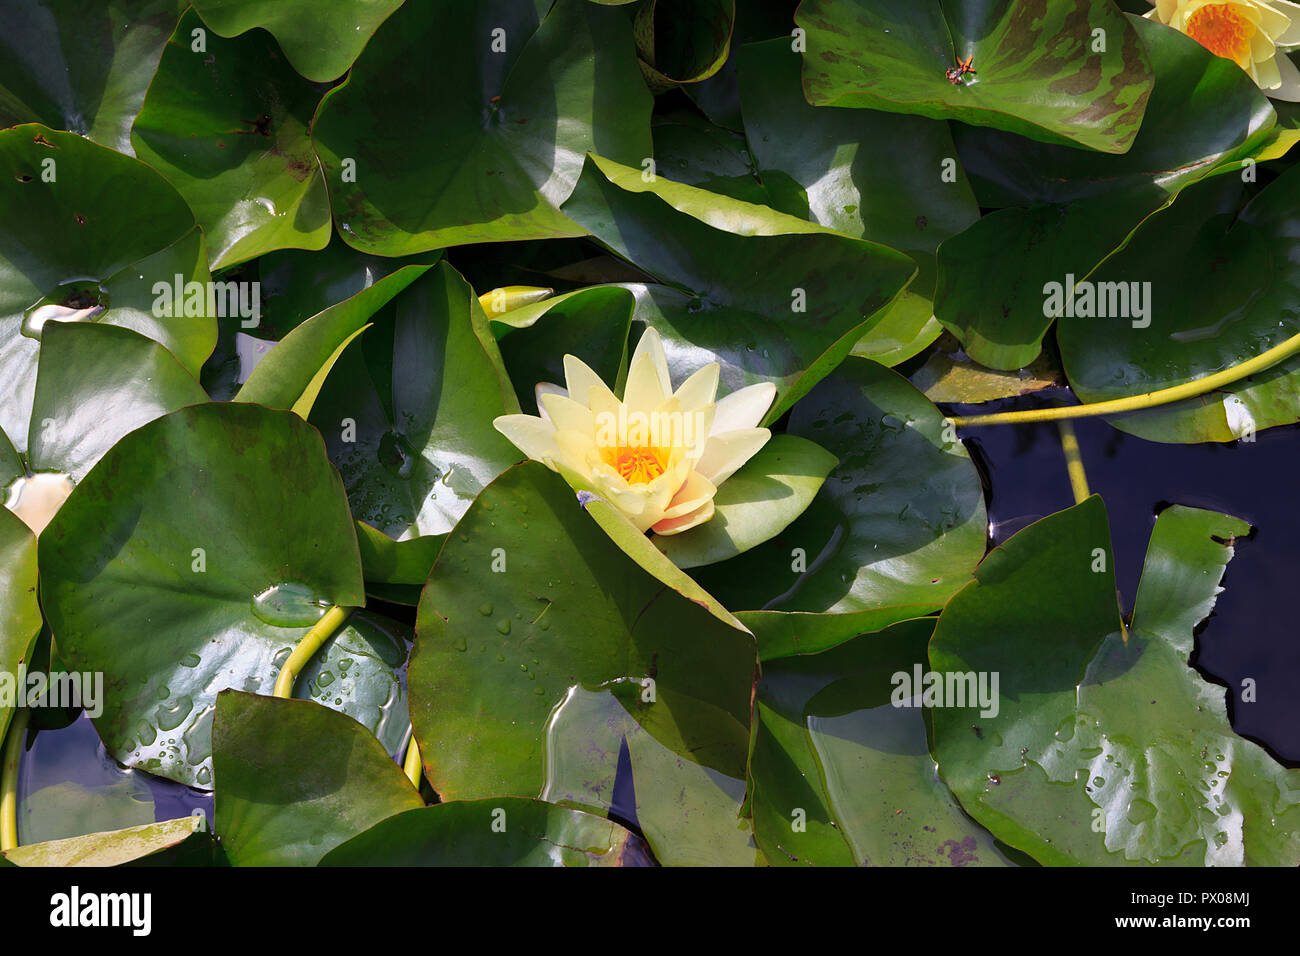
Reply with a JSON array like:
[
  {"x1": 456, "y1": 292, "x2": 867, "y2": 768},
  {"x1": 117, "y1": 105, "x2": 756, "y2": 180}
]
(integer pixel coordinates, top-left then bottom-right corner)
[
  {"x1": 312, "y1": 0, "x2": 653, "y2": 254},
  {"x1": 305, "y1": 265, "x2": 523, "y2": 590},
  {"x1": 936, "y1": 17, "x2": 1276, "y2": 370},
  {"x1": 189, "y1": 0, "x2": 406, "y2": 82},
  {"x1": 738, "y1": 606, "x2": 938, "y2": 662},
  {"x1": 130, "y1": 9, "x2": 331, "y2": 270},
  {"x1": 38, "y1": 402, "x2": 368, "y2": 788},
  {"x1": 409, "y1": 462, "x2": 761, "y2": 865},
  {"x1": 796, "y1": 0, "x2": 1153, "y2": 153},
  {"x1": 0, "y1": 125, "x2": 215, "y2": 454},
  {"x1": 751, "y1": 618, "x2": 1012, "y2": 866},
  {"x1": 257, "y1": 238, "x2": 443, "y2": 340},
  {"x1": 320, "y1": 799, "x2": 643, "y2": 866},
  {"x1": 1058, "y1": 170, "x2": 1300, "y2": 443},
  {"x1": 650, "y1": 110, "x2": 795, "y2": 210},
  {"x1": 28, "y1": 323, "x2": 208, "y2": 483},
  {"x1": 738, "y1": 38, "x2": 978, "y2": 365},
  {"x1": 212, "y1": 691, "x2": 423, "y2": 866},
  {"x1": 0, "y1": 509, "x2": 40, "y2": 744},
  {"x1": 235, "y1": 261, "x2": 434, "y2": 415},
  {"x1": 560, "y1": 154, "x2": 916, "y2": 422},
  {"x1": 932, "y1": 500, "x2": 1300, "y2": 865},
  {"x1": 494, "y1": 285, "x2": 634, "y2": 414},
  {"x1": 0, "y1": 0, "x2": 184, "y2": 155},
  {"x1": 953, "y1": 18, "x2": 1277, "y2": 208},
  {"x1": 694, "y1": 358, "x2": 987, "y2": 613},
  {"x1": 654, "y1": 434, "x2": 836, "y2": 569}
]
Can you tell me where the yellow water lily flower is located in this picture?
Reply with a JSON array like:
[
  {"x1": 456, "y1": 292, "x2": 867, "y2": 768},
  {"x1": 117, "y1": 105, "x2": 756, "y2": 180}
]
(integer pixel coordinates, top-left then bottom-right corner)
[
  {"x1": 493, "y1": 328, "x2": 775, "y2": 535},
  {"x1": 1147, "y1": 0, "x2": 1300, "y2": 99}
]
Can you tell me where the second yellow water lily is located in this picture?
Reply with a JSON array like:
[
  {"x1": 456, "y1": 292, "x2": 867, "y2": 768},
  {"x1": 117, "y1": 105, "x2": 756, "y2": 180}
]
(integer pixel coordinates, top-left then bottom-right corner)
[
  {"x1": 1147, "y1": 0, "x2": 1300, "y2": 99},
  {"x1": 493, "y1": 328, "x2": 775, "y2": 535}
]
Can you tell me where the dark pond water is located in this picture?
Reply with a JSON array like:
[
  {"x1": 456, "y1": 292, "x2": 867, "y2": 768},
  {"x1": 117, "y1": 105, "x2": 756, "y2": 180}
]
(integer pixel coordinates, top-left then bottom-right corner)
[{"x1": 15, "y1": 391, "x2": 1299, "y2": 848}]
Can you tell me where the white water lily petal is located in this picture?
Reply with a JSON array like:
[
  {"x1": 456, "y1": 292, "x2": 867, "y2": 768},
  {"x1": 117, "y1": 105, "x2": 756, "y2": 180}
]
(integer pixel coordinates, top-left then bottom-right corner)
[
  {"x1": 495, "y1": 327, "x2": 782, "y2": 541},
  {"x1": 672, "y1": 363, "x2": 720, "y2": 413},
  {"x1": 696, "y1": 428, "x2": 772, "y2": 485},
  {"x1": 623, "y1": 350, "x2": 667, "y2": 412},
  {"x1": 710, "y1": 381, "x2": 777, "y2": 434},
  {"x1": 628, "y1": 325, "x2": 672, "y2": 399},
  {"x1": 564, "y1": 354, "x2": 617, "y2": 409},
  {"x1": 540, "y1": 392, "x2": 596, "y2": 437},
  {"x1": 1271, "y1": 44, "x2": 1300, "y2": 96},
  {"x1": 494, "y1": 415, "x2": 560, "y2": 466},
  {"x1": 534, "y1": 382, "x2": 566, "y2": 421}
]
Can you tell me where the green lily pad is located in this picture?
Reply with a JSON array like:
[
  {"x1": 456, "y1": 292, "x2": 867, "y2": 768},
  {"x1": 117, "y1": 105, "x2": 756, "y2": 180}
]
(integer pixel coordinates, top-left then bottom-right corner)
[
  {"x1": 235, "y1": 261, "x2": 435, "y2": 416},
  {"x1": 932, "y1": 499, "x2": 1300, "y2": 865},
  {"x1": 493, "y1": 285, "x2": 634, "y2": 415},
  {"x1": 293, "y1": 611, "x2": 413, "y2": 758},
  {"x1": 0, "y1": 509, "x2": 40, "y2": 743},
  {"x1": 953, "y1": 17, "x2": 1277, "y2": 208},
  {"x1": 796, "y1": 0, "x2": 1153, "y2": 153},
  {"x1": 1058, "y1": 170, "x2": 1300, "y2": 443},
  {"x1": 560, "y1": 154, "x2": 916, "y2": 422},
  {"x1": 409, "y1": 462, "x2": 760, "y2": 865},
  {"x1": 693, "y1": 358, "x2": 987, "y2": 613},
  {"x1": 354, "y1": 521, "x2": 445, "y2": 605},
  {"x1": 38, "y1": 402, "x2": 367, "y2": 788},
  {"x1": 189, "y1": 0, "x2": 405, "y2": 82},
  {"x1": 0, "y1": 429, "x2": 21, "y2": 488},
  {"x1": 305, "y1": 263, "x2": 523, "y2": 559},
  {"x1": 654, "y1": 434, "x2": 836, "y2": 569},
  {"x1": 551, "y1": 461, "x2": 748, "y2": 630},
  {"x1": 212, "y1": 690, "x2": 423, "y2": 866},
  {"x1": 634, "y1": 0, "x2": 735, "y2": 89},
  {"x1": 28, "y1": 323, "x2": 208, "y2": 483},
  {"x1": 130, "y1": 9, "x2": 332, "y2": 270},
  {"x1": 0, "y1": 0, "x2": 184, "y2": 155},
  {"x1": 936, "y1": 18, "x2": 1276, "y2": 370},
  {"x1": 0, "y1": 125, "x2": 215, "y2": 454},
  {"x1": 740, "y1": 39, "x2": 978, "y2": 250},
  {"x1": 738, "y1": 606, "x2": 940, "y2": 662},
  {"x1": 312, "y1": 0, "x2": 653, "y2": 254},
  {"x1": 2, "y1": 815, "x2": 206, "y2": 867},
  {"x1": 650, "y1": 110, "x2": 799, "y2": 210},
  {"x1": 738, "y1": 38, "x2": 980, "y2": 366},
  {"x1": 257, "y1": 238, "x2": 443, "y2": 340},
  {"x1": 751, "y1": 617, "x2": 1012, "y2": 866},
  {"x1": 320, "y1": 798, "x2": 643, "y2": 866}
]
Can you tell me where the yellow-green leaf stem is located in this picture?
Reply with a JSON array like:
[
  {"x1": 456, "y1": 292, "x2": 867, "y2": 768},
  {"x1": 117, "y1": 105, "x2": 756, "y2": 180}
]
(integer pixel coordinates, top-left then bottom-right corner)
[
  {"x1": 0, "y1": 708, "x2": 30, "y2": 852},
  {"x1": 272, "y1": 606, "x2": 356, "y2": 699},
  {"x1": 947, "y1": 330, "x2": 1300, "y2": 429}
]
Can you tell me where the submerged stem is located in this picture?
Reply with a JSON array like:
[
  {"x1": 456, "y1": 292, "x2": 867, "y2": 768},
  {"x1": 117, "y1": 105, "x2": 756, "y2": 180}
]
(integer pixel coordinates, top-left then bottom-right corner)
[
  {"x1": 947, "y1": 330, "x2": 1300, "y2": 428},
  {"x1": 1056, "y1": 420, "x2": 1090, "y2": 505},
  {"x1": 0, "y1": 708, "x2": 30, "y2": 851},
  {"x1": 272, "y1": 606, "x2": 356, "y2": 699}
]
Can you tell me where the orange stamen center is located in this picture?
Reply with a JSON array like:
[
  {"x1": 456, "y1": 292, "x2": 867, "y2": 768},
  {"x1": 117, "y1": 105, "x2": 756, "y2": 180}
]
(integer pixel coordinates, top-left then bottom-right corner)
[
  {"x1": 1185, "y1": 4, "x2": 1257, "y2": 68},
  {"x1": 608, "y1": 447, "x2": 667, "y2": 485}
]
